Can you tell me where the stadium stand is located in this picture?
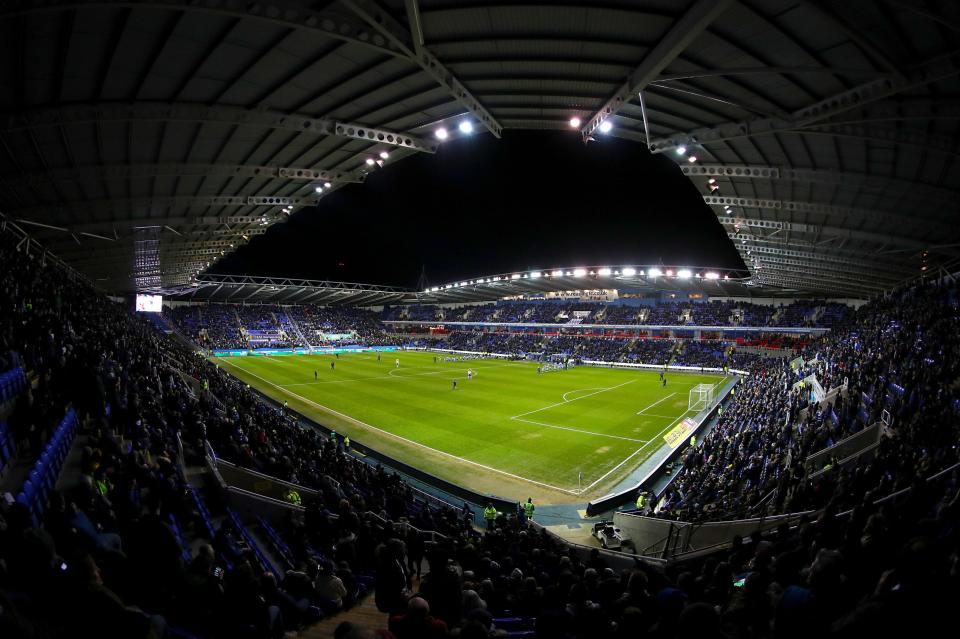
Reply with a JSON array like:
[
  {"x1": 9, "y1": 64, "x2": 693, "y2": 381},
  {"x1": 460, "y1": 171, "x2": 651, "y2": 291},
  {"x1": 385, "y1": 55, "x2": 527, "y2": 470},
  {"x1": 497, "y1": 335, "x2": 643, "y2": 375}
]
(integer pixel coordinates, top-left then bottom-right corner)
[{"x1": 2, "y1": 219, "x2": 958, "y2": 637}]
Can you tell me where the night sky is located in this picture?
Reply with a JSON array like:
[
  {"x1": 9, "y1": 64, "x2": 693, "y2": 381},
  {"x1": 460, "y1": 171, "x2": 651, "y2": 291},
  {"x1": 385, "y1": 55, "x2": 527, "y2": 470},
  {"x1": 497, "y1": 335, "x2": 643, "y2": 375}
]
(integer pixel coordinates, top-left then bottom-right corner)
[{"x1": 216, "y1": 130, "x2": 744, "y2": 289}]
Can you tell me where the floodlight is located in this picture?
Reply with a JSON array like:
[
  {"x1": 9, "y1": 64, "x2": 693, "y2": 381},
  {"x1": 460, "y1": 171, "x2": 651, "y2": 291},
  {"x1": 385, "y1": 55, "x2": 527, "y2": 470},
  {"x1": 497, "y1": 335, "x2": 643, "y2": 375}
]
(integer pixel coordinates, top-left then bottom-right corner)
[
  {"x1": 677, "y1": 269, "x2": 692, "y2": 279},
  {"x1": 365, "y1": 158, "x2": 375, "y2": 165},
  {"x1": 687, "y1": 155, "x2": 697, "y2": 163},
  {"x1": 324, "y1": 182, "x2": 332, "y2": 188},
  {"x1": 379, "y1": 151, "x2": 389, "y2": 159},
  {"x1": 315, "y1": 186, "x2": 323, "y2": 193},
  {"x1": 666, "y1": 269, "x2": 675, "y2": 276},
  {"x1": 622, "y1": 267, "x2": 637, "y2": 277},
  {"x1": 599, "y1": 121, "x2": 612, "y2": 134},
  {"x1": 676, "y1": 146, "x2": 686, "y2": 155},
  {"x1": 459, "y1": 121, "x2": 473, "y2": 134},
  {"x1": 648, "y1": 267, "x2": 662, "y2": 277},
  {"x1": 705, "y1": 272, "x2": 720, "y2": 280},
  {"x1": 598, "y1": 267, "x2": 611, "y2": 276},
  {"x1": 435, "y1": 127, "x2": 448, "y2": 140},
  {"x1": 569, "y1": 117, "x2": 581, "y2": 128},
  {"x1": 708, "y1": 178, "x2": 716, "y2": 184},
  {"x1": 512, "y1": 273, "x2": 521, "y2": 280},
  {"x1": 530, "y1": 271, "x2": 542, "y2": 278},
  {"x1": 573, "y1": 268, "x2": 587, "y2": 277},
  {"x1": 552, "y1": 270, "x2": 563, "y2": 277}
]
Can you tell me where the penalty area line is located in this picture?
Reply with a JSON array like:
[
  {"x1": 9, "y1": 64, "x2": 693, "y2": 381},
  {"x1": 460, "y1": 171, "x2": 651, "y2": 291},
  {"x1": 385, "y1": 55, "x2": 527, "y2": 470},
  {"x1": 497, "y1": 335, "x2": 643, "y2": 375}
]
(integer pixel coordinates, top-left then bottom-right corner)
[
  {"x1": 217, "y1": 358, "x2": 581, "y2": 495},
  {"x1": 636, "y1": 392, "x2": 676, "y2": 415}
]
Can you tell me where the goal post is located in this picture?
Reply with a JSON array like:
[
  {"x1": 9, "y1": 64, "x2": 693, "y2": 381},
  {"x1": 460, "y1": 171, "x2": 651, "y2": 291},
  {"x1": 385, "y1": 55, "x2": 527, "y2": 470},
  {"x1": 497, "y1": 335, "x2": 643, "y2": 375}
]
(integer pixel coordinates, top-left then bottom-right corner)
[{"x1": 688, "y1": 383, "x2": 716, "y2": 412}]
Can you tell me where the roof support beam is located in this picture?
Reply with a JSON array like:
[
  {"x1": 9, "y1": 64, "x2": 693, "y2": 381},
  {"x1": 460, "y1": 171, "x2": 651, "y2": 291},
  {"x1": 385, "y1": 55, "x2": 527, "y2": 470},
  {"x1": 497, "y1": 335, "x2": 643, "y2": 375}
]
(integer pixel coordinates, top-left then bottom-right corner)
[
  {"x1": 0, "y1": 0, "x2": 407, "y2": 58},
  {"x1": 755, "y1": 273, "x2": 877, "y2": 297},
  {"x1": 648, "y1": 55, "x2": 960, "y2": 152},
  {"x1": 683, "y1": 163, "x2": 960, "y2": 204},
  {"x1": 745, "y1": 254, "x2": 901, "y2": 285},
  {"x1": 748, "y1": 260, "x2": 891, "y2": 290},
  {"x1": 581, "y1": 0, "x2": 733, "y2": 140},
  {"x1": 13, "y1": 195, "x2": 315, "y2": 225},
  {"x1": 1, "y1": 102, "x2": 438, "y2": 154},
  {"x1": 716, "y1": 215, "x2": 935, "y2": 251},
  {"x1": 340, "y1": 0, "x2": 502, "y2": 137},
  {"x1": 731, "y1": 238, "x2": 917, "y2": 275},
  {"x1": 1, "y1": 163, "x2": 367, "y2": 192},
  {"x1": 704, "y1": 194, "x2": 952, "y2": 238}
]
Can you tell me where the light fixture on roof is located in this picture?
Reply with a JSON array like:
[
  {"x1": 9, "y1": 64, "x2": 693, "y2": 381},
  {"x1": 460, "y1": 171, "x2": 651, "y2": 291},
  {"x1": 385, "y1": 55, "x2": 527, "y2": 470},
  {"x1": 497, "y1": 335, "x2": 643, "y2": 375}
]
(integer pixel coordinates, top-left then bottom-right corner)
[
  {"x1": 687, "y1": 155, "x2": 697, "y2": 163},
  {"x1": 324, "y1": 182, "x2": 332, "y2": 188},
  {"x1": 569, "y1": 117, "x2": 581, "y2": 128},
  {"x1": 648, "y1": 267, "x2": 662, "y2": 277},
  {"x1": 573, "y1": 268, "x2": 587, "y2": 277},
  {"x1": 365, "y1": 158, "x2": 375, "y2": 166},
  {"x1": 676, "y1": 146, "x2": 686, "y2": 155},
  {"x1": 511, "y1": 273, "x2": 521, "y2": 280},
  {"x1": 552, "y1": 269, "x2": 563, "y2": 277},
  {"x1": 708, "y1": 178, "x2": 716, "y2": 184},
  {"x1": 315, "y1": 186, "x2": 323, "y2": 193},
  {"x1": 530, "y1": 271, "x2": 542, "y2": 278},
  {"x1": 379, "y1": 151, "x2": 389, "y2": 160},
  {"x1": 599, "y1": 121, "x2": 612, "y2": 134},
  {"x1": 435, "y1": 127, "x2": 448, "y2": 140},
  {"x1": 598, "y1": 267, "x2": 611, "y2": 276},
  {"x1": 622, "y1": 267, "x2": 637, "y2": 277},
  {"x1": 677, "y1": 269, "x2": 692, "y2": 279},
  {"x1": 459, "y1": 121, "x2": 473, "y2": 134}
]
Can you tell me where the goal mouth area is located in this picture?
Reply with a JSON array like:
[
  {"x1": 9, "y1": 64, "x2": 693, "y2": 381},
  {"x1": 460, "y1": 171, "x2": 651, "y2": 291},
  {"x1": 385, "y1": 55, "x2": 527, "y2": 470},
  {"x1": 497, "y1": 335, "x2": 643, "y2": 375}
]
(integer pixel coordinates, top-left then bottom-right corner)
[{"x1": 688, "y1": 382, "x2": 717, "y2": 412}]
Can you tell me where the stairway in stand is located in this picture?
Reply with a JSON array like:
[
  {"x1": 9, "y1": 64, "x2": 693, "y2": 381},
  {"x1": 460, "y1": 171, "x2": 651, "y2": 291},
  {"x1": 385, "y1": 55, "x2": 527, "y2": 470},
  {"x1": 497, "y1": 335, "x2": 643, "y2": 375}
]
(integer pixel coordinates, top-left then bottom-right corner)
[{"x1": 299, "y1": 593, "x2": 388, "y2": 639}]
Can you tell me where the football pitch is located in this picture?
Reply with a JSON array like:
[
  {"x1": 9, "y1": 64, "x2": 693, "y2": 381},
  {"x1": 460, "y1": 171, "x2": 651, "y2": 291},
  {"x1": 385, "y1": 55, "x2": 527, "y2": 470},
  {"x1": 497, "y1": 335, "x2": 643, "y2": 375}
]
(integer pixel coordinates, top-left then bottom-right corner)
[{"x1": 216, "y1": 351, "x2": 725, "y2": 502}]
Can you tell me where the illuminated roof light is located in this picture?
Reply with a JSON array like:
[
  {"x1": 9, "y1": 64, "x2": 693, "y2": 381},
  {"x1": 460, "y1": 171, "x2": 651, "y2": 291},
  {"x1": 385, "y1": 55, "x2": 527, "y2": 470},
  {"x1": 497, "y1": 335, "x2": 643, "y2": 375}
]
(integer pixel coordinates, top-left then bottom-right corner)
[
  {"x1": 530, "y1": 271, "x2": 542, "y2": 278},
  {"x1": 598, "y1": 267, "x2": 612, "y2": 276},
  {"x1": 598, "y1": 120, "x2": 613, "y2": 134},
  {"x1": 379, "y1": 151, "x2": 390, "y2": 160},
  {"x1": 324, "y1": 182, "x2": 332, "y2": 188},
  {"x1": 622, "y1": 267, "x2": 637, "y2": 277},
  {"x1": 573, "y1": 268, "x2": 587, "y2": 277},
  {"x1": 435, "y1": 127, "x2": 448, "y2": 140},
  {"x1": 552, "y1": 269, "x2": 563, "y2": 277},
  {"x1": 569, "y1": 117, "x2": 581, "y2": 128},
  {"x1": 687, "y1": 155, "x2": 697, "y2": 163},
  {"x1": 459, "y1": 121, "x2": 473, "y2": 134},
  {"x1": 522, "y1": 273, "x2": 529, "y2": 278},
  {"x1": 365, "y1": 158, "x2": 375, "y2": 165},
  {"x1": 724, "y1": 274, "x2": 730, "y2": 280},
  {"x1": 511, "y1": 273, "x2": 521, "y2": 280},
  {"x1": 705, "y1": 271, "x2": 720, "y2": 280},
  {"x1": 675, "y1": 146, "x2": 686, "y2": 155},
  {"x1": 666, "y1": 269, "x2": 675, "y2": 276},
  {"x1": 708, "y1": 178, "x2": 716, "y2": 184},
  {"x1": 315, "y1": 186, "x2": 323, "y2": 193},
  {"x1": 648, "y1": 267, "x2": 662, "y2": 277},
  {"x1": 677, "y1": 269, "x2": 692, "y2": 279}
]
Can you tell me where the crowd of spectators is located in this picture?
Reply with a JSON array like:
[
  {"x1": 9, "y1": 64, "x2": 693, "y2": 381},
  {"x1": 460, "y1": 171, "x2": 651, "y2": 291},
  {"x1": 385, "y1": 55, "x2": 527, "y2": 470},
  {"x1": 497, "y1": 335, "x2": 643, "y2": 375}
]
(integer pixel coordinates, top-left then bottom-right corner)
[
  {"x1": 660, "y1": 283, "x2": 960, "y2": 524},
  {"x1": 168, "y1": 304, "x2": 389, "y2": 351},
  {"x1": 3, "y1": 222, "x2": 955, "y2": 637},
  {"x1": 382, "y1": 299, "x2": 848, "y2": 328}
]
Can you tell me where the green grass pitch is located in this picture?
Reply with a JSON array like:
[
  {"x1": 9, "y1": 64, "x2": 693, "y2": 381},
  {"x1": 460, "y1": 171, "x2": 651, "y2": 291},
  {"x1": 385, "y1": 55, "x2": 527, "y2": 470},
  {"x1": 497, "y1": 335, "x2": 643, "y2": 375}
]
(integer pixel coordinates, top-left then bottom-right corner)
[{"x1": 216, "y1": 350, "x2": 725, "y2": 500}]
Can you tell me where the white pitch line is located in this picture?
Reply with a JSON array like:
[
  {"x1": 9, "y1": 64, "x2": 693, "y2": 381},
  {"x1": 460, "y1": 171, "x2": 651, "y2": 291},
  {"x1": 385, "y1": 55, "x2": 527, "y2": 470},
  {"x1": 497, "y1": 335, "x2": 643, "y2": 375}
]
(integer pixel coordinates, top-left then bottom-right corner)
[
  {"x1": 579, "y1": 408, "x2": 696, "y2": 494},
  {"x1": 511, "y1": 379, "x2": 638, "y2": 419},
  {"x1": 218, "y1": 358, "x2": 580, "y2": 495},
  {"x1": 636, "y1": 392, "x2": 676, "y2": 415},
  {"x1": 561, "y1": 388, "x2": 606, "y2": 402},
  {"x1": 512, "y1": 416, "x2": 649, "y2": 443}
]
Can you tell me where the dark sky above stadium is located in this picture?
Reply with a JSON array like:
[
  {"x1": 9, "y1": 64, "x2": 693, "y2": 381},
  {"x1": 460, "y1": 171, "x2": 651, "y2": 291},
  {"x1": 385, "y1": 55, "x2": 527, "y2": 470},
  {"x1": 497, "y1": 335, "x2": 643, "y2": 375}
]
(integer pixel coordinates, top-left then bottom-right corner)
[{"x1": 217, "y1": 131, "x2": 744, "y2": 288}]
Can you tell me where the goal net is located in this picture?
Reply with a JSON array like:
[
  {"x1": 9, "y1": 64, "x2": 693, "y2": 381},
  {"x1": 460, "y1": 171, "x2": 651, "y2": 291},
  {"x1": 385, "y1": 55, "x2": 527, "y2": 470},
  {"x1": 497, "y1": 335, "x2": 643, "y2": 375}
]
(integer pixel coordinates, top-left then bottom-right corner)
[{"x1": 688, "y1": 383, "x2": 716, "y2": 412}]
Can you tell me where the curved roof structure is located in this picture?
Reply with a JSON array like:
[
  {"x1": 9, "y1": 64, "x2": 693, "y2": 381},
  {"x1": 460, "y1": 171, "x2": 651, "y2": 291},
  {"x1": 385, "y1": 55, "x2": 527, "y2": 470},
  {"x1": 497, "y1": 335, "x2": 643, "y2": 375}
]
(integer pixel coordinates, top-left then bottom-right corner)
[{"x1": 1, "y1": 0, "x2": 958, "y2": 297}]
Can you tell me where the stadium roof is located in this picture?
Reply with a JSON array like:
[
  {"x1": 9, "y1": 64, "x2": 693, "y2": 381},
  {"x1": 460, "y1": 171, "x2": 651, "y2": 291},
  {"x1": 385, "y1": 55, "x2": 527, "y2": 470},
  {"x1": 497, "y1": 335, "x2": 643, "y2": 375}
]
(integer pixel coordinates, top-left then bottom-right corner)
[{"x1": 2, "y1": 0, "x2": 959, "y2": 298}]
